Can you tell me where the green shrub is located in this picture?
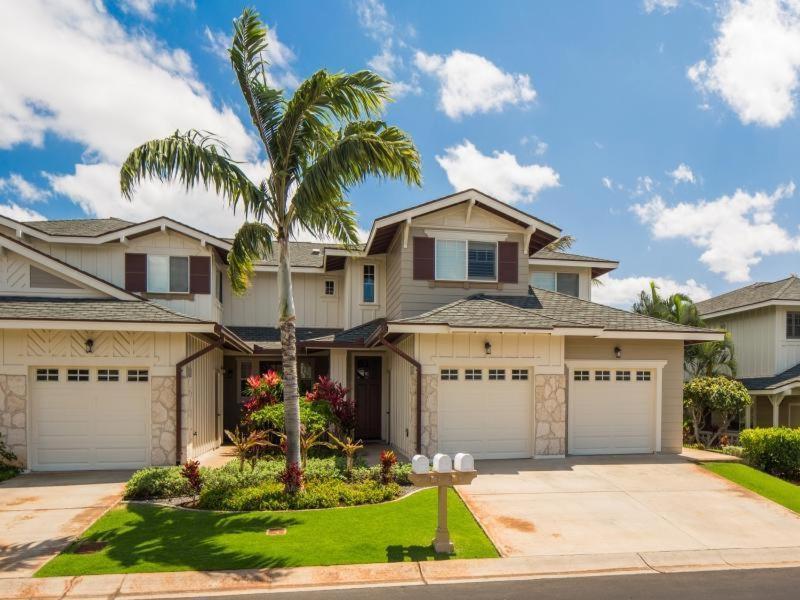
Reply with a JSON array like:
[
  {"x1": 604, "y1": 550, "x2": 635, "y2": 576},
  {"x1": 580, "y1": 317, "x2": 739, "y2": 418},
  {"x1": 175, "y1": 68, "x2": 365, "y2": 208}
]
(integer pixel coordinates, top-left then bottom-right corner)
[
  {"x1": 199, "y1": 478, "x2": 401, "y2": 511},
  {"x1": 249, "y1": 401, "x2": 329, "y2": 434},
  {"x1": 720, "y1": 445, "x2": 744, "y2": 458},
  {"x1": 124, "y1": 467, "x2": 192, "y2": 499},
  {"x1": 739, "y1": 428, "x2": 800, "y2": 480}
]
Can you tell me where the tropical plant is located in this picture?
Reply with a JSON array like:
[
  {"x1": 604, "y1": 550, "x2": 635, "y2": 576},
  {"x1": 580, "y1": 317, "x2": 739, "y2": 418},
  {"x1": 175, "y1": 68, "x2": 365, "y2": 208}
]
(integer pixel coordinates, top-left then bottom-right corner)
[
  {"x1": 685, "y1": 332, "x2": 737, "y2": 378},
  {"x1": 306, "y1": 376, "x2": 355, "y2": 434},
  {"x1": 0, "y1": 432, "x2": 18, "y2": 467},
  {"x1": 225, "y1": 427, "x2": 274, "y2": 471},
  {"x1": 243, "y1": 370, "x2": 283, "y2": 415},
  {"x1": 180, "y1": 460, "x2": 203, "y2": 496},
  {"x1": 249, "y1": 399, "x2": 329, "y2": 434},
  {"x1": 328, "y1": 432, "x2": 364, "y2": 474},
  {"x1": 542, "y1": 234, "x2": 575, "y2": 252},
  {"x1": 683, "y1": 376, "x2": 752, "y2": 446},
  {"x1": 279, "y1": 462, "x2": 304, "y2": 494},
  {"x1": 120, "y1": 8, "x2": 421, "y2": 493},
  {"x1": 632, "y1": 281, "x2": 703, "y2": 326},
  {"x1": 380, "y1": 449, "x2": 397, "y2": 485}
]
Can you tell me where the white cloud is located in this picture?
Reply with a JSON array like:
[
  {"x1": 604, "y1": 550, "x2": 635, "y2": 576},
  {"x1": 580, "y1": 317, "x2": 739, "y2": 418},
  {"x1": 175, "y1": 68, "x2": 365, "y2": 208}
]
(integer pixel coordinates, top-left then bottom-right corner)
[
  {"x1": 414, "y1": 50, "x2": 537, "y2": 119},
  {"x1": 669, "y1": 163, "x2": 696, "y2": 184},
  {"x1": 0, "y1": 1, "x2": 265, "y2": 236},
  {"x1": 601, "y1": 176, "x2": 614, "y2": 190},
  {"x1": 631, "y1": 183, "x2": 799, "y2": 282},
  {"x1": 643, "y1": 0, "x2": 680, "y2": 14},
  {"x1": 593, "y1": 274, "x2": 711, "y2": 309},
  {"x1": 0, "y1": 202, "x2": 46, "y2": 222},
  {"x1": 117, "y1": 0, "x2": 194, "y2": 21},
  {"x1": 0, "y1": 173, "x2": 50, "y2": 202},
  {"x1": 436, "y1": 140, "x2": 559, "y2": 203},
  {"x1": 356, "y1": 0, "x2": 393, "y2": 41},
  {"x1": 634, "y1": 175, "x2": 656, "y2": 195},
  {"x1": 688, "y1": 0, "x2": 800, "y2": 127},
  {"x1": 520, "y1": 135, "x2": 547, "y2": 156}
]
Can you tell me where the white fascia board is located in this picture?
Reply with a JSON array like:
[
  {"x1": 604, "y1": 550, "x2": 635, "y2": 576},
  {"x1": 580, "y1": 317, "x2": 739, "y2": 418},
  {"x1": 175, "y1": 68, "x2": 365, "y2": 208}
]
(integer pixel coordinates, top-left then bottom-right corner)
[
  {"x1": 386, "y1": 323, "x2": 452, "y2": 334},
  {"x1": 0, "y1": 236, "x2": 138, "y2": 301},
  {"x1": 387, "y1": 323, "x2": 556, "y2": 335},
  {"x1": 550, "y1": 327, "x2": 605, "y2": 336},
  {"x1": 528, "y1": 258, "x2": 619, "y2": 269},
  {"x1": 325, "y1": 248, "x2": 363, "y2": 257},
  {"x1": 597, "y1": 330, "x2": 725, "y2": 341},
  {"x1": 746, "y1": 382, "x2": 800, "y2": 395},
  {"x1": 253, "y1": 265, "x2": 325, "y2": 273},
  {"x1": 0, "y1": 319, "x2": 216, "y2": 333},
  {"x1": 700, "y1": 300, "x2": 800, "y2": 320},
  {"x1": 565, "y1": 359, "x2": 668, "y2": 368}
]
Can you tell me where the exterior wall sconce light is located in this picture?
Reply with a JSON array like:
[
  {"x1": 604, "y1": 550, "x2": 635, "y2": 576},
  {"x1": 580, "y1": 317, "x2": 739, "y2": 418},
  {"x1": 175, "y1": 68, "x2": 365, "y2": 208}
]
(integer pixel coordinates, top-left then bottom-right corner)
[
  {"x1": 85, "y1": 338, "x2": 94, "y2": 354},
  {"x1": 484, "y1": 341, "x2": 492, "y2": 355},
  {"x1": 614, "y1": 346, "x2": 622, "y2": 359}
]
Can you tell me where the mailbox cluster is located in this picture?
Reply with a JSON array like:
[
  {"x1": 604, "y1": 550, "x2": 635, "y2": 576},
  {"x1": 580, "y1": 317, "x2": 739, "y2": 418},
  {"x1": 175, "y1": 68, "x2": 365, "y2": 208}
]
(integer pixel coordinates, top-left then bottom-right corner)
[{"x1": 412, "y1": 452, "x2": 475, "y2": 474}]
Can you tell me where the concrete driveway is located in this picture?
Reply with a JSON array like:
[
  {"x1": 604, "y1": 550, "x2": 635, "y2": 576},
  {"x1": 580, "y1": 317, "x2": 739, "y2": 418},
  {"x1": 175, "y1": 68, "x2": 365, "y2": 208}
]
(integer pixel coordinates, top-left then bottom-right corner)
[
  {"x1": 0, "y1": 471, "x2": 129, "y2": 577},
  {"x1": 459, "y1": 455, "x2": 800, "y2": 557}
]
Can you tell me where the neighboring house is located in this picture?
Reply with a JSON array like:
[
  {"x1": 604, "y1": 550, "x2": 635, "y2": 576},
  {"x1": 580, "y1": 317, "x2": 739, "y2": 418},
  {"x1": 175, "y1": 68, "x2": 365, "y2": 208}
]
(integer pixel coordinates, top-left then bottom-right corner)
[
  {"x1": 0, "y1": 189, "x2": 721, "y2": 471},
  {"x1": 696, "y1": 276, "x2": 800, "y2": 430}
]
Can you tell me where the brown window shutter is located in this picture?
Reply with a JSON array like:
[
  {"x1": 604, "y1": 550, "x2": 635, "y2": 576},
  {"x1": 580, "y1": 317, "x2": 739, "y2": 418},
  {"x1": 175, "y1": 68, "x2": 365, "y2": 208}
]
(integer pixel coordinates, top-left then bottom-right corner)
[
  {"x1": 190, "y1": 256, "x2": 211, "y2": 294},
  {"x1": 412, "y1": 236, "x2": 435, "y2": 280},
  {"x1": 125, "y1": 253, "x2": 147, "y2": 292},
  {"x1": 497, "y1": 241, "x2": 519, "y2": 284}
]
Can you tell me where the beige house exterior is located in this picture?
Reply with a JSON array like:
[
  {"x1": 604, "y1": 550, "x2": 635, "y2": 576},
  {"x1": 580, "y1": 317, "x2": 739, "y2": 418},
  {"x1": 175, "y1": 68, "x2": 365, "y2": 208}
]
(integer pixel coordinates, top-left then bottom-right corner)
[{"x1": 0, "y1": 189, "x2": 721, "y2": 470}]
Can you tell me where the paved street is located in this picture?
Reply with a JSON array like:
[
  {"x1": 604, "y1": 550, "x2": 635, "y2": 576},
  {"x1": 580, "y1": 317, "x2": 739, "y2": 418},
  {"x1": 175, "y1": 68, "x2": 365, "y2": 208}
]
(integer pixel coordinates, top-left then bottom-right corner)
[{"x1": 186, "y1": 567, "x2": 800, "y2": 600}]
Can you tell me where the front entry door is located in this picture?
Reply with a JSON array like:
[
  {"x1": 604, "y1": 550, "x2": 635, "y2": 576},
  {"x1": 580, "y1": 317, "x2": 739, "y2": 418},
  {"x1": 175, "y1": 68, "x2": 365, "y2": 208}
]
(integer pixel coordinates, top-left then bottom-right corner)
[{"x1": 354, "y1": 356, "x2": 382, "y2": 440}]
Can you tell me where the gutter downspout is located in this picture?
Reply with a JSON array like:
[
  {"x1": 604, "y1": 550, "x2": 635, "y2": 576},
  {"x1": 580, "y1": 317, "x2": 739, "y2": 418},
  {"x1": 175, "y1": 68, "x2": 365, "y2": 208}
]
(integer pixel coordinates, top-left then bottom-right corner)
[
  {"x1": 379, "y1": 334, "x2": 422, "y2": 455},
  {"x1": 175, "y1": 324, "x2": 223, "y2": 465}
]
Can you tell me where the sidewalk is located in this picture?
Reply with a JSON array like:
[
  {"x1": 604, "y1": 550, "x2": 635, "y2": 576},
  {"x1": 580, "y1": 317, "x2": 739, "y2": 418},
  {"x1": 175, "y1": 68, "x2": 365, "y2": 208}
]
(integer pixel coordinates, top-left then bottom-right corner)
[
  {"x1": 4, "y1": 546, "x2": 800, "y2": 599},
  {"x1": 679, "y1": 447, "x2": 742, "y2": 463}
]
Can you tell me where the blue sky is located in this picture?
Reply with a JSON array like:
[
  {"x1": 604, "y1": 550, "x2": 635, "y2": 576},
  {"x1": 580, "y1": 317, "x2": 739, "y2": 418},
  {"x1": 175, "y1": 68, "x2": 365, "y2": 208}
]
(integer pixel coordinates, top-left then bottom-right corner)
[{"x1": 2, "y1": 0, "x2": 800, "y2": 307}]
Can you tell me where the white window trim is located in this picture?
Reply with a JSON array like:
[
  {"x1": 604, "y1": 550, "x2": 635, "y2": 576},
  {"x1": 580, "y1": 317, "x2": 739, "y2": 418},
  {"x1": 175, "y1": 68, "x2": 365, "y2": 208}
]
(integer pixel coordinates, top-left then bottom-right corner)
[
  {"x1": 361, "y1": 264, "x2": 377, "y2": 304},
  {"x1": 146, "y1": 255, "x2": 190, "y2": 295},
  {"x1": 433, "y1": 238, "x2": 499, "y2": 283},
  {"x1": 323, "y1": 279, "x2": 337, "y2": 298}
]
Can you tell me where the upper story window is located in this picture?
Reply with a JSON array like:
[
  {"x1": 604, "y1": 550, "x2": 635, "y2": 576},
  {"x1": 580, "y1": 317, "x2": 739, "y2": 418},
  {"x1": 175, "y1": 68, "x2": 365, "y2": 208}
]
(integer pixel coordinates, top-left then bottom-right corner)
[
  {"x1": 362, "y1": 265, "x2": 375, "y2": 303},
  {"x1": 216, "y1": 269, "x2": 224, "y2": 303},
  {"x1": 787, "y1": 312, "x2": 800, "y2": 339},
  {"x1": 324, "y1": 280, "x2": 336, "y2": 297},
  {"x1": 147, "y1": 255, "x2": 188, "y2": 293},
  {"x1": 435, "y1": 239, "x2": 496, "y2": 282},
  {"x1": 531, "y1": 271, "x2": 580, "y2": 297}
]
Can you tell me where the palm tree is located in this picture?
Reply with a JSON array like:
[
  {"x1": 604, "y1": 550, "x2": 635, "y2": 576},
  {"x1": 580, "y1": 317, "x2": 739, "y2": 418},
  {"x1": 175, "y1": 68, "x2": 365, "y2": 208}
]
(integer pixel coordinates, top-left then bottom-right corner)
[
  {"x1": 119, "y1": 8, "x2": 421, "y2": 491},
  {"x1": 686, "y1": 332, "x2": 737, "y2": 378}
]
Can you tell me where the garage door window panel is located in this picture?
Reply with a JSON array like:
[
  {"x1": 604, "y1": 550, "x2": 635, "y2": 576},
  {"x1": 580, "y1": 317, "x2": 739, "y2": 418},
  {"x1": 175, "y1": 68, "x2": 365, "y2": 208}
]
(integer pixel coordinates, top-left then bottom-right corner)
[
  {"x1": 636, "y1": 370, "x2": 651, "y2": 381},
  {"x1": 512, "y1": 369, "x2": 528, "y2": 380},
  {"x1": 98, "y1": 369, "x2": 120, "y2": 382},
  {"x1": 594, "y1": 370, "x2": 610, "y2": 381},
  {"x1": 440, "y1": 369, "x2": 458, "y2": 381},
  {"x1": 616, "y1": 370, "x2": 631, "y2": 381},
  {"x1": 128, "y1": 369, "x2": 149, "y2": 382},
  {"x1": 67, "y1": 369, "x2": 90, "y2": 382},
  {"x1": 36, "y1": 368, "x2": 59, "y2": 382},
  {"x1": 574, "y1": 370, "x2": 589, "y2": 381},
  {"x1": 489, "y1": 369, "x2": 506, "y2": 380},
  {"x1": 465, "y1": 369, "x2": 482, "y2": 380}
]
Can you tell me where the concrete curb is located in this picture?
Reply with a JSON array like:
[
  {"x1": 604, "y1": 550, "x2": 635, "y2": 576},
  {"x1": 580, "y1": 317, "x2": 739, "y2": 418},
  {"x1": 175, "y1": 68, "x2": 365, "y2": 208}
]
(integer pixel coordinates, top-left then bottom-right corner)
[{"x1": 3, "y1": 547, "x2": 800, "y2": 599}]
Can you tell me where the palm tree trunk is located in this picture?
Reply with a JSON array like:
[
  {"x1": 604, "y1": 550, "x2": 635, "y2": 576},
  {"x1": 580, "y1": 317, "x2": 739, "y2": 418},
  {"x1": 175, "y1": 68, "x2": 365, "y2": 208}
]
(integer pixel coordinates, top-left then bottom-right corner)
[{"x1": 277, "y1": 236, "x2": 301, "y2": 489}]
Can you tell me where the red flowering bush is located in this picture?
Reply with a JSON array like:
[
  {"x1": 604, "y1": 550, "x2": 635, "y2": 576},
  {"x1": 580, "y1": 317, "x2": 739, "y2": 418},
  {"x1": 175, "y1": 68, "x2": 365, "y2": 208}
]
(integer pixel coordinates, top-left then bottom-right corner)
[
  {"x1": 243, "y1": 370, "x2": 283, "y2": 415},
  {"x1": 279, "y1": 462, "x2": 304, "y2": 494},
  {"x1": 306, "y1": 376, "x2": 355, "y2": 434},
  {"x1": 380, "y1": 450, "x2": 397, "y2": 485},
  {"x1": 180, "y1": 459, "x2": 203, "y2": 496}
]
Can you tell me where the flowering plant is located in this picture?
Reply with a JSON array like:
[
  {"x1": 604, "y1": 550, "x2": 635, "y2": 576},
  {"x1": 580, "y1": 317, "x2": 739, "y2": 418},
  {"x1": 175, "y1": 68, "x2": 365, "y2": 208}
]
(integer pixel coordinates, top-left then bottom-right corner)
[
  {"x1": 243, "y1": 370, "x2": 283, "y2": 414},
  {"x1": 380, "y1": 450, "x2": 397, "y2": 485},
  {"x1": 306, "y1": 376, "x2": 355, "y2": 434}
]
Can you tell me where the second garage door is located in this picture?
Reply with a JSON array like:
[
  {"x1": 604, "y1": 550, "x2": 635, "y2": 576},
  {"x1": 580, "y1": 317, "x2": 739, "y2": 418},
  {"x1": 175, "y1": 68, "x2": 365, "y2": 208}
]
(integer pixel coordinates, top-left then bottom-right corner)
[
  {"x1": 568, "y1": 367, "x2": 656, "y2": 455},
  {"x1": 438, "y1": 367, "x2": 533, "y2": 459},
  {"x1": 31, "y1": 367, "x2": 150, "y2": 471}
]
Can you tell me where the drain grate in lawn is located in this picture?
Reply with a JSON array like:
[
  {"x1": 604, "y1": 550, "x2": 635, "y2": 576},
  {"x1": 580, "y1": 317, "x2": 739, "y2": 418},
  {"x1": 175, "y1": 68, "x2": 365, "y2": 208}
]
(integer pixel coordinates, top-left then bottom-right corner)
[{"x1": 36, "y1": 487, "x2": 497, "y2": 577}]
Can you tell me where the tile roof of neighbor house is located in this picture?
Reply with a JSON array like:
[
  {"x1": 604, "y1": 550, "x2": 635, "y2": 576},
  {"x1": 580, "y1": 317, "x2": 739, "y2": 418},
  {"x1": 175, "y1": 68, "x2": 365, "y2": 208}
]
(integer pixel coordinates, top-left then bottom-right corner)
[
  {"x1": 739, "y1": 362, "x2": 800, "y2": 391},
  {"x1": 392, "y1": 289, "x2": 718, "y2": 334},
  {"x1": 227, "y1": 326, "x2": 343, "y2": 350},
  {"x1": 23, "y1": 218, "x2": 134, "y2": 236},
  {"x1": 530, "y1": 249, "x2": 617, "y2": 263},
  {"x1": 696, "y1": 276, "x2": 800, "y2": 316},
  {"x1": 0, "y1": 297, "x2": 211, "y2": 324}
]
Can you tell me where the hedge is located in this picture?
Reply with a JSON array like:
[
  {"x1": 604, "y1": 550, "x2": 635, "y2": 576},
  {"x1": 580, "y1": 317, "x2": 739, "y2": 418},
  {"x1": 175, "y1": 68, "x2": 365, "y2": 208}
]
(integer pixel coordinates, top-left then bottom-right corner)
[{"x1": 739, "y1": 427, "x2": 800, "y2": 480}]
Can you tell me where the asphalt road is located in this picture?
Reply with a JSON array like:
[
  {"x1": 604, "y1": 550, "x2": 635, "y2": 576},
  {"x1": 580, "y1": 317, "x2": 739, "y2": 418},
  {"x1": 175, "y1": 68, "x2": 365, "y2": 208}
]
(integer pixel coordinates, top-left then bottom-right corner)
[{"x1": 177, "y1": 567, "x2": 800, "y2": 600}]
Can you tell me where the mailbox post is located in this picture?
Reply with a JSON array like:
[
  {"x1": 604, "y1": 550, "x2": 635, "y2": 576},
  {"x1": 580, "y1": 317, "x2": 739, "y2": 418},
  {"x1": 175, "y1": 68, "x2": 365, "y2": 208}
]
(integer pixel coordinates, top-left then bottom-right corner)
[{"x1": 408, "y1": 453, "x2": 477, "y2": 554}]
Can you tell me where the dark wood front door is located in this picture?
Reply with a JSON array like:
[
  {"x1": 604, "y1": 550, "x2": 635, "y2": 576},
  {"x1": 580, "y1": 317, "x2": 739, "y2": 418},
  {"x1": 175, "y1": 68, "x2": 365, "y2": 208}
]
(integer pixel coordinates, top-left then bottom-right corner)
[{"x1": 354, "y1": 356, "x2": 382, "y2": 440}]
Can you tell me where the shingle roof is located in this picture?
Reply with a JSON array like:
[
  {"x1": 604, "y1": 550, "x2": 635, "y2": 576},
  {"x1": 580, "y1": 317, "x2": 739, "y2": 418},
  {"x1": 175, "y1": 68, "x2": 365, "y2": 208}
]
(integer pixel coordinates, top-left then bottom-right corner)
[
  {"x1": 695, "y1": 276, "x2": 800, "y2": 316},
  {"x1": 299, "y1": 319, "x2": 385, "y2": 347},
  {"x1": 740, "y1": 362, "x2": 800, "y2": 391},
  {"x1": 530, "y1": 249, "x2": 617, "y2": 263},
  {"x1": 0, "y1": 296, "x2": 209, "y2": 324},
  {"x1": 391, "y1": 289, "x2": 717, "y2": 334},
  {"x1": 22, "y1": 218, "x2": 133, "y2": 236},
  {"x1": 227, "y1": 326, "x2": 343, "y2": 350}
]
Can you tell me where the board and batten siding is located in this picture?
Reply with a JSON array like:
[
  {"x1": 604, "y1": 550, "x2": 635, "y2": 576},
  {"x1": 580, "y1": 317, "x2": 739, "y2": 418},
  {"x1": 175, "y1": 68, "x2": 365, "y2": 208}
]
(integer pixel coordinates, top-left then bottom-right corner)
[
  {"x1": 706, "y1": 307, "x2": 776, "y2": 378},
  {"x1": 564, "y1": 337, "x2": 684, "y2": 453},
  {"x1": 384, "y1": 204, "x2": 530, "y2": 320},
  {"x1": 0, "y1": 251, "x2": 106, "y2": 298},
  {"x1": 388, "y1": 335, "x2": 416, "y2": 458},
  {"x1": 184, "y1": 334, "x2": 223, "y2": 459}
]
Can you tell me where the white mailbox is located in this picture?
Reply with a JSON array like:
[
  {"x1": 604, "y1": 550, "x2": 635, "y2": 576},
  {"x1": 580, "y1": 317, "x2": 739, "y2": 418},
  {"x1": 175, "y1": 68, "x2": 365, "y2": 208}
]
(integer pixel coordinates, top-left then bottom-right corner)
[
  {"x1": 432, "y1": 453, "x2": 452, "y2": 473},
  {"x1": 412, "y1": 454, "x2": 430, "y2": 474},
  {"x1": 454, "y1": 453, "x2": 474, "y2": 472}
]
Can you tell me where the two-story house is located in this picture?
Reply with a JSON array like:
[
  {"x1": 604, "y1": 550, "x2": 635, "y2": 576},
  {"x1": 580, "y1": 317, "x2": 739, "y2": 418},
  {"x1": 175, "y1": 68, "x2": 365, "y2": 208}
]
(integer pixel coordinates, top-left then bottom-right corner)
[
  {"x1": 0, "y1": 189, "x2": 721, "y2": 471},
  {"x1": 696, "y1": 276, "x2": 800, "y2": 429}
]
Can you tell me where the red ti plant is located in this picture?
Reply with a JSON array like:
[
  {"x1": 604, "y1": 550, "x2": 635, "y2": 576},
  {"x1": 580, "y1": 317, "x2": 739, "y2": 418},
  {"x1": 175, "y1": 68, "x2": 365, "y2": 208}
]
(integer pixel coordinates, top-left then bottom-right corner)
[
  {"x1": 380, "y1": 450, "x2": 397, "y2": 485},
  {"x1": 279, "y1": 462, "x2": 304, "y2": 494},
  {"x1": 243, "y1": 370, "x2": 283, "y2": 415},
  {"x1": 307, "y1": 376, "x2": 355, "y2": 434},
  {"x1": 180, "y1": 459, "x2": 203, "y2": 496}
]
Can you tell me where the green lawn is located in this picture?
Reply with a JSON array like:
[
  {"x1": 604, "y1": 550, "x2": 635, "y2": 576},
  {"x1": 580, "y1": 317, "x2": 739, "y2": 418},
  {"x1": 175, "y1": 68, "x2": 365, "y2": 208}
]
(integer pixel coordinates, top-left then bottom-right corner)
[
  {"x1": 36, "y1": 488, "x2": 497, "y2": 577},
  {"x1": 703, "y1": 462, "x2": 800, "y2": 514}
]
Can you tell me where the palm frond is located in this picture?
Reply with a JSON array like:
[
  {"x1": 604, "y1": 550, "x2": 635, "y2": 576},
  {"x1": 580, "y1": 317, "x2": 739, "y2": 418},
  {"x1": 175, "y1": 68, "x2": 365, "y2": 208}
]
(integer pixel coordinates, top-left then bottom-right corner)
[
  {"x1": 227, "y1": 221, "x2": 275, "y2": 295},
  {"x1": 543, "y1": 235, "x2": 575, "y2": 252},
  {"x1": 119, "y1": 130, "x2": 259, "y2": 208}
]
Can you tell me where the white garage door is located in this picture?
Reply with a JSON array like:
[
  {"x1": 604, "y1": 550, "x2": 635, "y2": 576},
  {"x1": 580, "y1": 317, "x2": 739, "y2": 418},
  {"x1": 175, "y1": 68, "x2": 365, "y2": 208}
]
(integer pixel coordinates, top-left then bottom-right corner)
[
  {"x1": 438, "y1": 367, "x2": 532, "y2": 459},
  {"x1": 568, "y1": 367, "x2": 656, "y2": 455},
  {"x1": 31, "y1": 367, "x2": 150, "y2": 470}
]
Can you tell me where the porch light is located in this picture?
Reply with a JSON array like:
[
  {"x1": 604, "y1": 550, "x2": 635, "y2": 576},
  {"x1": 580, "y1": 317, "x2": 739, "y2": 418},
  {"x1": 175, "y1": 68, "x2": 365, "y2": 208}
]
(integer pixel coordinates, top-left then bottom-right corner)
[
  {"x1": 85, "y1": 338, "x2": 94, "y2": 354},
  {"x1": 484, "y1": 341, "x2": 492, "y2": 355},
  {"x1": 614, "y1": 346, "x2": 622, "y2": 359}
]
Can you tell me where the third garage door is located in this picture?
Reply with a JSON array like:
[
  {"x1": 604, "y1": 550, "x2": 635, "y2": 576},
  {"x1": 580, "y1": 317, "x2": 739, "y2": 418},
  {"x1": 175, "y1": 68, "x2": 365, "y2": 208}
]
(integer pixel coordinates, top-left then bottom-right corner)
[
  {"x1": 438, "y1": 367, "x2": 532, "y2": 459},
  {"x1": 568, "y1": 367, "x2": 656, "y2": 455}
]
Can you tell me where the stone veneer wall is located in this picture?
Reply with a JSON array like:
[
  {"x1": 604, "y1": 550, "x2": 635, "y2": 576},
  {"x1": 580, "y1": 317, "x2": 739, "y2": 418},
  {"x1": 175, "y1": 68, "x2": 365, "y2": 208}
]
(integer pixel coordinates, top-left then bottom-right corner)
[
  {"x1": 420, "y1": 373, "x2": 438, "y2": 457},
  {"x1": 0, "y1": 374, "x2": 27, "y2": 467},
  {"x1": 534, "y1": 374, "x2": 566, "y2": 456},
  {"x1": 151, "y1": 376, "x2": 178, "y2": 466}
]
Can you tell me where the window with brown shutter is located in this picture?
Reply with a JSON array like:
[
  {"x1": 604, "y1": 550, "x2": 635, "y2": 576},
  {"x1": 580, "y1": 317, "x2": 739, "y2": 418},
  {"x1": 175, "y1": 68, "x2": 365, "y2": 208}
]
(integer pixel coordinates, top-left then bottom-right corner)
[
  {"x1": 189, "y1": 256, "x2": 211, "y2": 294},
  {"x1": 497, "y1": 241, "x2": 518, "y2": 283},
  {"x1": 125, "y1": 253, "x2": 147, "y2": 292},
  {"x1": 413, "y1": 236, "x2": 435, "y2": 280}
]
